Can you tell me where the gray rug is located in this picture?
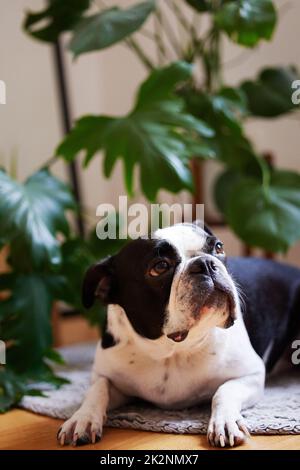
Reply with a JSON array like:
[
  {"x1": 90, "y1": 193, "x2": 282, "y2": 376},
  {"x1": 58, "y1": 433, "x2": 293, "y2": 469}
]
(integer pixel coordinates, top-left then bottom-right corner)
[{"x1": 20, "y1": 342, "x2": 300, "y2": 435}]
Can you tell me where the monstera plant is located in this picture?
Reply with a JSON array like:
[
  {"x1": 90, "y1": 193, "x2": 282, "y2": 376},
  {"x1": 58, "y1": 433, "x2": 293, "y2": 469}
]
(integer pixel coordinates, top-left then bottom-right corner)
[{"x1": 0, "y1": 0, "x2": 299, "y2": 410}]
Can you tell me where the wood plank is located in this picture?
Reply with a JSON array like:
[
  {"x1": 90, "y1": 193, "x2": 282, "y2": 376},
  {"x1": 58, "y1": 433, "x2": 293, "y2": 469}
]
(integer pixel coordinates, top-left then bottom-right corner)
[{"x1": 1, "y1": 409, "x2": 300, "y2": 450}]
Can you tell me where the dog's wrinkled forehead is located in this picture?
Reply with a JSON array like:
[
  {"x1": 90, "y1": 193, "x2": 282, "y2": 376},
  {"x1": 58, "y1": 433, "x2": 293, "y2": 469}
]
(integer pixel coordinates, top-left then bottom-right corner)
[{"x1": 154, "y1": 223, "x2": 207, "y2": 259}]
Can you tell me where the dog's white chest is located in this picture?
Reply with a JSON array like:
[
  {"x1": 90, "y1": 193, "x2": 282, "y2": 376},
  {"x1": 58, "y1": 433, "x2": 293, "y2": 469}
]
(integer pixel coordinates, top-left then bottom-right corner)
[
  {"x1": 116, "y1": 351, "x2": 217, "y2": 408},
  {"x1": 94, "y1": 333, "x2": 238, "y2": 409},
  {"x1": 91, "y1": 307, "x2": 259, "y2": 410}
]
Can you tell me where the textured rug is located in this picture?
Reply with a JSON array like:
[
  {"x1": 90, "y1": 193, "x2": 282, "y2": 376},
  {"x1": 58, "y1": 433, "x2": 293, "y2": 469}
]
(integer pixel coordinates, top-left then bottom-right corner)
[{"x1": 20, "y1": 342, "x2": 300, "y2": 435}]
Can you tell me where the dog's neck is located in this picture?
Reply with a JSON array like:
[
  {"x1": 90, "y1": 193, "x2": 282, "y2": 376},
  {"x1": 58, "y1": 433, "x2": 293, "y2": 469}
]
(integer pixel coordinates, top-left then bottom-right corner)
[{"x1": 105, "y1": 304, "x2": 233, "y2": 361}]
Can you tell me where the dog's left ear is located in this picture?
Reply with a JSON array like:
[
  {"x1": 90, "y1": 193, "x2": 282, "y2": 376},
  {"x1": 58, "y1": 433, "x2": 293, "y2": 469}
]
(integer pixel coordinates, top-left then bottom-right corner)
[
  {"x1": 82, "y1": 256, "x2": 115, "y2": 309},
  {"x1": 193, "y1": 219, "x2": 215, "y2": 237}
]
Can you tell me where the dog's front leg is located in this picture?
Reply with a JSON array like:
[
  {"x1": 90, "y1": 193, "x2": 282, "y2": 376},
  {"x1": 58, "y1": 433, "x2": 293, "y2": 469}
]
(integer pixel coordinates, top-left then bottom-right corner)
[
  {"x1": 57, "y1": 377, "x2": 128, "y2": 446},
  {"x1": 207, "y1": 371, "x2": 265, "y2": 448}
]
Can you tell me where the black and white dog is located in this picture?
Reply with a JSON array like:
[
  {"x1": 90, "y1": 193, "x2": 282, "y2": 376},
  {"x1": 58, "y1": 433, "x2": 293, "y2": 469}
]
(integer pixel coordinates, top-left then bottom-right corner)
[{"x1": 57, "y1": 222, "x2": 300, "y2": 447}]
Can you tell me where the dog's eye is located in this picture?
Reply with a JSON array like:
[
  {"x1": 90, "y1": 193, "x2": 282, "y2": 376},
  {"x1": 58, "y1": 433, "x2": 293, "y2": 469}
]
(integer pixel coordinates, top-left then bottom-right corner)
[
  {"x1": 215, "y1": 241, "x2": 224, "y2": 255},
  {"x1": 149, "y1": 260, "x2": 170, "y2": 277}
]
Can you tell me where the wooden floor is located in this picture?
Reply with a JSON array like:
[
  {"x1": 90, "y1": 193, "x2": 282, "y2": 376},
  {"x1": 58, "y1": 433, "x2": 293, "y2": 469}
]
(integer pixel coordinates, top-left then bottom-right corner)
[{"x1": 1, "y1": 409, "x2": 300, "y2": 450}]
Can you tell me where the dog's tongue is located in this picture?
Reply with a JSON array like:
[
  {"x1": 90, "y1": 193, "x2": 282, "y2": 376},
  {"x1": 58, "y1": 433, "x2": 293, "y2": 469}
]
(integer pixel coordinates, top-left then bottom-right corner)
[{"x1": 167, "y1": 330, "x2": 189, "y2": 342}]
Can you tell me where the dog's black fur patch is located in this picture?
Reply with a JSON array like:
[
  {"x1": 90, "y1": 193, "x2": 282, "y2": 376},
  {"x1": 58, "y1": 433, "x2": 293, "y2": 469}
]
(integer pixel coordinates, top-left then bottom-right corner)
[
  {"x1": 83, "y1": 238, "x2": 181, "y2": 340},
  {"x1": 112, "y1": 238, "x2": 181, "y2": 339},
  {"x1": 227, "y1": 257, "x2": 300, "y2": 371},
  {"x1": 100, "y1": 315, "x2": 119, "y2": 349}
]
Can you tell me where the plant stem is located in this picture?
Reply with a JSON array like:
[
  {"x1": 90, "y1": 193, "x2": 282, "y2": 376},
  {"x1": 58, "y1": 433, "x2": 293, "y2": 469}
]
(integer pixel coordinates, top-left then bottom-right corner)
[
  {"x1": 125, "y1": 38, "x2": 155, "y2": 71},
  {"x1": 202, "y1": 22, "x2": 222, "y2": 92},
  {"x1": 211, "y1": 27, "x2": 222, "y2": 89},
  {"x1": 154, "y1": 11, "x2": 168, "y2": 64},
  {"x1": 193, "y1": 11, "x2": 201, "y2": 34},
  {"x1": 9, "y1": 148, "x2": 18, "y2": 179},
  {"x1": 96, "y1": 0, "x2": 155, "y2": 70},
  {"x1": 155, "y1": 4, "x2": 182, "y2": 58},
  {"x1": 222, "y1": 50, "x2": 251, "y2": 69},
  {"x1": 195, "y1": 0, "x2": 222, "y2": 91},
  {"x1": 41, "y1": 155, "x2": 58, "y2": 170},
  {"x1": 168, "y1": 0, "x2": 199, "y2": 47},
  {"x1": 138, "y1": 29, "x2": 157, "y2": 41},
  {"x1": 257, "y1": 156, "x2": 271, "y2": 195},
  {"x1": 32, "y1": 154, "x2": 57, "y2": 177}
]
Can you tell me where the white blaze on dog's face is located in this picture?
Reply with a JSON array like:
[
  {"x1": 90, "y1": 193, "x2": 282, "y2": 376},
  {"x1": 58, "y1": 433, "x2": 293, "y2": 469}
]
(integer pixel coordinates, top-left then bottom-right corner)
[
  {"x1": 154, "y1": 224, "x2": 239, "y2": 343},
  {"x1": 82, "y1": 222, "x2": 240, "y2": 345}
]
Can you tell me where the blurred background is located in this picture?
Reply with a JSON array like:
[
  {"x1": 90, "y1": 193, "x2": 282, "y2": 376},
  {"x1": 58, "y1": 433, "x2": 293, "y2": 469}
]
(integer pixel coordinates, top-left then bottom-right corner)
[{"x1": 1, "y1": 0, "x2": 300, "y2": 264}]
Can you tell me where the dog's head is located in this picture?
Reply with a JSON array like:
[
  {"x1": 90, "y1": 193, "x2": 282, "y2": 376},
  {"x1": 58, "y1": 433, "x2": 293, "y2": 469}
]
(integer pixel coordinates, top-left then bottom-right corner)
[{"x1": 82, "y1": 222, "x2": 239, "y2": 343}]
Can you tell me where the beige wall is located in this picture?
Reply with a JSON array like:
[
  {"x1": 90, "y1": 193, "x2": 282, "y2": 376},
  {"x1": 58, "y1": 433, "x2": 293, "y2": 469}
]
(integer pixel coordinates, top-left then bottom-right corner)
[{"x1": 1, "y1": 0, "x2": 300, "y2": 264}]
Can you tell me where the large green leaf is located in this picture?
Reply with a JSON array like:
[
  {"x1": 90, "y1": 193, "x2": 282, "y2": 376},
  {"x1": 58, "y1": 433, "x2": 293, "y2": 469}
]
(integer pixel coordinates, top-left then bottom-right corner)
[
  {"x1": 213, "y1": 168, "x2": 244, "y2": 214},
  {"x1": 70, "y1": 0, "x2": 156, "y2": 56},
  {"x1": 216, "y1": 0, "x2": 277, "y2": 47},
  {"x1": 57, "y1": 62, "x2": 215, "y2": 201},
  {"x1": 0, "y1": 369, "x2": 44, "y2": 413},
  {"x1": 136, "y1": 61, "x2": 193, "y2": 107},
  {"x1": 58, "y1": 239, "x2": 94, "y2": 309},
  {"x1": 24, "y1": 0, "x2": 91, "y2": 43},
  {"x1": 59, "y1": 229, "x2": 127, "y2": 326},
  {"x1": 241, "y1": 67, "x2": 300, "y2": 117},
  {"x1": 182, "y1": 86, "x2": 260, "y2": 172},
  {"x1": 182, "y1": 87, "x2": 247, "y2": 137},
  {"x1": 0, "y1": 273, "x2": 54, "y2": 372},
  {"x1": 210, "y1": 87, "x2": 248, "y2": 134},
  {"x1": 0, "y1": 170, "x2": 74, "y2": 269},
  {"x1": 0, "y1": 361, "x2": 67, "y2": 412},
  {"x1": 54, "y1": 213, "x2": 127, "y2": 323},
  {"x1": 225, "y1": 170, "x2": 300, "y2": 252}
]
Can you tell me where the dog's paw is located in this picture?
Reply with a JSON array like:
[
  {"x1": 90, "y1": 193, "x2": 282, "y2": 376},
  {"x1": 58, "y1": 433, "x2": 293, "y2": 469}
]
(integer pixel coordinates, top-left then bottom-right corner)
[
  {"x1": 207, "y1": 411, "x2": 250, "y2": 448},
  {"x1": 57, "y1": 411, "x2": 105, "y2": 446}
]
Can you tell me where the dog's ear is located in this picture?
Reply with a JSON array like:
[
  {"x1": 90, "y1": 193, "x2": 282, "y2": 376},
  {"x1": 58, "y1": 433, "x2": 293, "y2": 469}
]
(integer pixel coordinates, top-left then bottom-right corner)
[
  {"x1": 82, "y1": 256, "x2": 115, "y2": 309},
  {"x1": 193, "y1": 219, "x2": 215, "y2": 237},
  {"x1": 203, "y1": 223, "x2": 215, "y2": 237}
]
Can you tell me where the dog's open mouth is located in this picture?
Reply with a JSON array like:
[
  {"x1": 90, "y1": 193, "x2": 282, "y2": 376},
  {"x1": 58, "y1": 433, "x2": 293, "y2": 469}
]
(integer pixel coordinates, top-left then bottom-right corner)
[{"x1": 167, "y1": 330, "x2": 189, "y2": 343}]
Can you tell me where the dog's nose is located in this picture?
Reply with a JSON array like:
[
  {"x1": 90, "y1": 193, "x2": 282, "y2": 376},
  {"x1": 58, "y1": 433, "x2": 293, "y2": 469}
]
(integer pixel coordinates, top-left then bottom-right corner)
[{"x1": 188, "y1": 258, "x2": 217, "y2": 276}]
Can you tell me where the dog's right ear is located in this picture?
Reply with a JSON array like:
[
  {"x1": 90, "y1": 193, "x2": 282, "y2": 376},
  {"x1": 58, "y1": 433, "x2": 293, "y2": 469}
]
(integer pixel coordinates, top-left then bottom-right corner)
[
  {"x1": 82, "y1": 256, "x2": 115, "y2": 309},
  {"x1": 193, "y1": 220, "x2": 215, "y2": 237}
]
